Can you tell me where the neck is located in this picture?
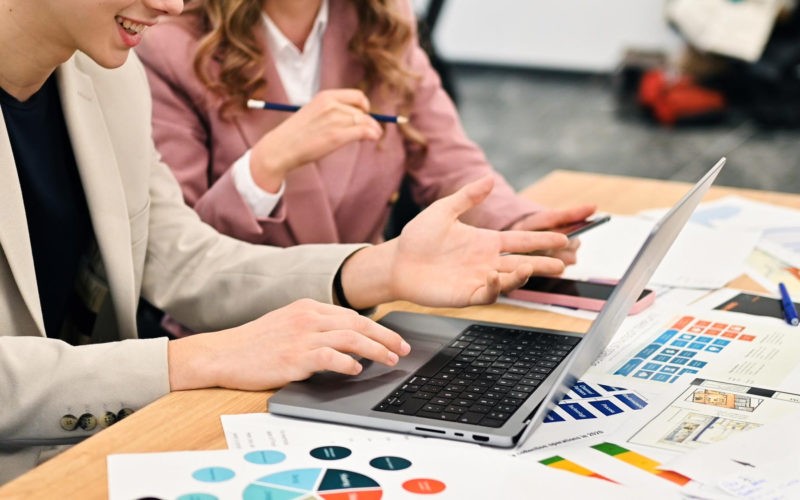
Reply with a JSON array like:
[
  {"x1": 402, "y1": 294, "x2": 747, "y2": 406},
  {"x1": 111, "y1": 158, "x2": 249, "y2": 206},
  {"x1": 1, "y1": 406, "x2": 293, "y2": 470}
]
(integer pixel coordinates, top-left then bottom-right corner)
[
  {"x1": 0, "y1": 1, "x2": 72, "y2": 101},
  {"x1": 263, "y1": 0, "x2": 323, "y2": 51}
]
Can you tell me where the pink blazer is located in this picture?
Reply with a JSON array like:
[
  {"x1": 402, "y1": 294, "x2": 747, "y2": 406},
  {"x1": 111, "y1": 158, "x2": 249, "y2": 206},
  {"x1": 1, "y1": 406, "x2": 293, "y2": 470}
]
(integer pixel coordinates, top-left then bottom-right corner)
[{"x1": 137, "y1": 0, "x2": 540, "y2": 247}]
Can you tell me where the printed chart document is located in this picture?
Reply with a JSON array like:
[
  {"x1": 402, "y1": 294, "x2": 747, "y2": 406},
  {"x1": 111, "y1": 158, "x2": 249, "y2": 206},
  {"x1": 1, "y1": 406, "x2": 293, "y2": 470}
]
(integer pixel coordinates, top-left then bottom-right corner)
[
  {"x1": 642, "y1": 195, "x2": 800, "y2": 290},
  {"x1": 625, "y1": 377, "x2": 800, "y2": 454},
  {"x1": 663, "y1": 413, "x2": 800, "y2": 498},
  {"x1": 107, "y1": 430, "x2": 651, "y2": 499},
  {"x1": 586, "y1": 306, "x2": 800, "y2": 391}
]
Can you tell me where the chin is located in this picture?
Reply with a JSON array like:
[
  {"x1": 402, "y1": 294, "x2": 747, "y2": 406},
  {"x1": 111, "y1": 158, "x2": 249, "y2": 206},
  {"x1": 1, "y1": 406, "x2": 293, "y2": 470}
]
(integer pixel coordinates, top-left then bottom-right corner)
[{"x1": 89, "y1": 49, "x2": 132, "y2": 69}]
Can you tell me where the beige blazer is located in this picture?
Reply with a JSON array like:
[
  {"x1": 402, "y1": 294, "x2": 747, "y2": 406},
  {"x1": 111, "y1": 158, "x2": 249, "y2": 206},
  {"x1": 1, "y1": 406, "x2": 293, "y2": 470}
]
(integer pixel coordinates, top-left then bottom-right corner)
[{"x1": 0, "y1": 51, "x2": 363, "y2": 483}]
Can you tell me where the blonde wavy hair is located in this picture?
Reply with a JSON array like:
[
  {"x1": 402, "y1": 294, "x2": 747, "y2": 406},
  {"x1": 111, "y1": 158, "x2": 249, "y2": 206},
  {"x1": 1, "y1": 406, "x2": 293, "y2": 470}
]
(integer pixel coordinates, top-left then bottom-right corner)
[{"x1": 186, "y1": 0, "x2": 426, "y2": 146}]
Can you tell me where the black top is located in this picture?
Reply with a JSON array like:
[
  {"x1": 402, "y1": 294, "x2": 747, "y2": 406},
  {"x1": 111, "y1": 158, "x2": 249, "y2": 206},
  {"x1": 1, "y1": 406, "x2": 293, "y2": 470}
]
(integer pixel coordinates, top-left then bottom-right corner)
[{"x1": 0, "y1": 75, "x2": 93, "y2": 337}]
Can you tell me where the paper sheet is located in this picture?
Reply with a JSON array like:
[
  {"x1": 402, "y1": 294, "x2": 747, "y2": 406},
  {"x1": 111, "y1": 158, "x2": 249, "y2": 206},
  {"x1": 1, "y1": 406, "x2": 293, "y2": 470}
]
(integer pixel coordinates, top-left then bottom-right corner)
[
  {"x1": 745, "y1": 247, "x2": 800, "y2": 296},
  {"x1": 563, "y1": 216, "x2": 760, "y2": 289},
  {"x1": 663, "y1": 412, "x2": 800, "y2": 497},
  {"x1": 107, "y1": 428, "x2": 652, "y2": 499},
  {"x1": 624, "y1": 377, "x2": 800, "y2": 455},
  {"x1": 586, "y1": 306, "x2": 800, "y2": 391},
  {"x1": 646, "y1": 195, "x2": 800, "y2": 269},
  {"x1": 666, "y1": 0, "x2": 782, "y2": 62}
]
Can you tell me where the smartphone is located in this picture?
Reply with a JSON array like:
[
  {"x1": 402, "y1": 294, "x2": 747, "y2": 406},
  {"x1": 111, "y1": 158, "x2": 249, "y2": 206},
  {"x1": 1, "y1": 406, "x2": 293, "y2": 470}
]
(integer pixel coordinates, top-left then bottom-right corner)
[
  {"x1": 507, "y1": 276, "x2": 655, "y2": 314},
  {"x1": 550, "y1": 214, "x2": 611, "y2": 238}
]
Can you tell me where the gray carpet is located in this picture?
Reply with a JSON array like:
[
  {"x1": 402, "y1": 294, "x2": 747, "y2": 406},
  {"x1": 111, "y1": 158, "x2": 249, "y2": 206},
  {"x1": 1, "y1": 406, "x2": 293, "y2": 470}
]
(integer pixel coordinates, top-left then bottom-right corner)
[{"x1": 453, "y1": 66, "x2": 800, "y2": 194}]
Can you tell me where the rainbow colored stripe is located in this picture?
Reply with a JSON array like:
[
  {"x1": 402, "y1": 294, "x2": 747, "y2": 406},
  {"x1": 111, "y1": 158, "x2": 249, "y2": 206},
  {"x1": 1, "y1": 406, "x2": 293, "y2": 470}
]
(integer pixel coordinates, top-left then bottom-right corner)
[
  {"x1": 591, "y1": 442, "x2": 690, "y2": 485},
  {"x1": 539, "y1": 455, "x2": 616, "y2": 483}
]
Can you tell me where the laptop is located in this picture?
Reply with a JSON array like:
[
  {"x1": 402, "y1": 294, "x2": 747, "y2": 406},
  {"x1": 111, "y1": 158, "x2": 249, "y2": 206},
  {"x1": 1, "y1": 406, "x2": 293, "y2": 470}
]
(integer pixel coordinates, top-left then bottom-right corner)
[{"x1": 269, "y1": 158, "x2": 726, "y2": 447}]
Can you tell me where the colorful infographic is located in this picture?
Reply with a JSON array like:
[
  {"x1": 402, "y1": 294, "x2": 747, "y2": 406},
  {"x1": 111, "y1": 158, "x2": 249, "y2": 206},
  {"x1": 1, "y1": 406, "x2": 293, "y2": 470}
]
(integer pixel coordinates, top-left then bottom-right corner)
[
  {"x1": 612, "y1": 315, "x2": 752, "y2": 383},
  {"x1": 590, "y1": 443, "x2": 690, "y2": 486},
  {"x1": 107, "y1": 438, "x2": 618, "y2": 499},
  {"x1": 598, "y1": 311, "x2": 800, "y2": 388},
  {"x1": 544, "y1": 381, "x2": 648, "y2": 423}
]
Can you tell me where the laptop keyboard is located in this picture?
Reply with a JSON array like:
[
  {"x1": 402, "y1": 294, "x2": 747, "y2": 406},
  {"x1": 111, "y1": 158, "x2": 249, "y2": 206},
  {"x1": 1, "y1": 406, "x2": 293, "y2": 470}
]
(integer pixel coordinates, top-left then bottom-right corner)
[{"x1": 373, "y1": 324, "x2": 580, "y2": 428}]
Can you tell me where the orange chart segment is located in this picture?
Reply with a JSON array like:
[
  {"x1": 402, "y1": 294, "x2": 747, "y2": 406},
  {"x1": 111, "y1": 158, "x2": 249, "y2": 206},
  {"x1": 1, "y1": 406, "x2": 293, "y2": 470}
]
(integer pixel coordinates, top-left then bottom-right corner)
[
  {"x1": 320, "y1": 489, "x2": 383, "y2": 500},
  {"x1": 539, "y1": 455, "x2": 616, "y2": 483},
  {"x1": 591, "y1": 442, "x2": 690, "y2": 486},
  {"x1": 402, "y1": 478, "x2": 446, "y2": 494}
]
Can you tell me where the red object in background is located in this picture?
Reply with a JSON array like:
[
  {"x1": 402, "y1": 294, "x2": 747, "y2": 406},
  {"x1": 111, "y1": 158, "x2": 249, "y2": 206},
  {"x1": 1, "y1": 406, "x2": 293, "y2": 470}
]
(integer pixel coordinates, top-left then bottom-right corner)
[{"x1": 638, "y1": 69, "x2": 726, "y2": 125}]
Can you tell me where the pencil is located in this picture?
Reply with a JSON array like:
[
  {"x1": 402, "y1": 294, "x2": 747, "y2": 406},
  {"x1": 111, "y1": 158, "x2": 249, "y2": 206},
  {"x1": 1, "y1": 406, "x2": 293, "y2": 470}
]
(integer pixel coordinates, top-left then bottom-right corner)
[{"x1": 246, "y1": 99, "x2": 408, "y2": 124}]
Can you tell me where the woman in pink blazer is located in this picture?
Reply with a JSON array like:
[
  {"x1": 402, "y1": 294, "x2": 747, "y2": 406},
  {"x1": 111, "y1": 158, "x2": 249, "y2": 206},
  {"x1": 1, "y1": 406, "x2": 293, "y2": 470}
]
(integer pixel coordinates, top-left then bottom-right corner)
[{"x1": 137, "y1": 0, "x2": 594, "y2": 250}]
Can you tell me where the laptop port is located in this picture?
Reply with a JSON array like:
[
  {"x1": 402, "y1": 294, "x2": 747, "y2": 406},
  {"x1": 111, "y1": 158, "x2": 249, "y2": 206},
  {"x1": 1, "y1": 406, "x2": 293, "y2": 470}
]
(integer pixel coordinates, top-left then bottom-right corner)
[
  {"x1": 415, "y1": 427, "x2": 445, "y2": 434},
  {"x1": 472, "y1": 434, "x2": 489, "y2": 442}
]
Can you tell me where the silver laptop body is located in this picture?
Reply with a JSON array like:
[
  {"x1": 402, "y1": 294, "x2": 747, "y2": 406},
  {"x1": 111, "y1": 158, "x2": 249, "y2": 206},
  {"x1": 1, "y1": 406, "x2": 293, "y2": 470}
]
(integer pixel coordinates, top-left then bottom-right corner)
[{"x1": 269, "y1": 158, "x2": 726, "y2": 447}]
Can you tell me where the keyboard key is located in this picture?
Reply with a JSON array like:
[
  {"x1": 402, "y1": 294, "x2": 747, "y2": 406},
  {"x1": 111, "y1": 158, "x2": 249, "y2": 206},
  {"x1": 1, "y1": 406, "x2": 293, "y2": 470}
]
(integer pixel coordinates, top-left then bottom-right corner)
[
  {"x1": 416, "y1": 348, "x2": 462, "y2": 377},
  {"x1": 458, "y1": 412, "x2": 485, "y2": 425}
]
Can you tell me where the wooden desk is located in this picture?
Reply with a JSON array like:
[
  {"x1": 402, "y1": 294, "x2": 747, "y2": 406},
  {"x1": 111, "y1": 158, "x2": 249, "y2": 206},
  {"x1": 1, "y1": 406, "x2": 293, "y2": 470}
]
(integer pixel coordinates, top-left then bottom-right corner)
[{"x1": 4, "y1": 170, "x2": 800, "y2": 499}]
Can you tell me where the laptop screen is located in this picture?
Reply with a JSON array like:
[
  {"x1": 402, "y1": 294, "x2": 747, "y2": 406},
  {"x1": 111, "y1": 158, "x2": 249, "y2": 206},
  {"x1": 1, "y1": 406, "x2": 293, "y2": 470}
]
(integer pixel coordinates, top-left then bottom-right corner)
[{"x1": 515, "y1": 158, "x2": 726, "y2": 446}]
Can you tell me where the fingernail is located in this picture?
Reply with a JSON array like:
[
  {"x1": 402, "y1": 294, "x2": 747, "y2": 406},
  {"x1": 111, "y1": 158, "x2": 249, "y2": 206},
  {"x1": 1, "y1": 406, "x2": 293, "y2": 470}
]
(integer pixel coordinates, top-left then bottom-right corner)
[
  {"x1": 400, "y1": 340, "x2": 411, "y2": 355},
  {"x1": 387, "y1": 352, "x2": 400, "y2": 365}
]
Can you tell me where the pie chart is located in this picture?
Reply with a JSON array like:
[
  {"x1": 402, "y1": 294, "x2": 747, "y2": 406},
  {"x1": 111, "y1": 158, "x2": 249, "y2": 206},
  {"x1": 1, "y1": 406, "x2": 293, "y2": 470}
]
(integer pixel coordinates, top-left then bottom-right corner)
[{"x1": 242, "y1": 468, "x2": 383, "y2": 500}]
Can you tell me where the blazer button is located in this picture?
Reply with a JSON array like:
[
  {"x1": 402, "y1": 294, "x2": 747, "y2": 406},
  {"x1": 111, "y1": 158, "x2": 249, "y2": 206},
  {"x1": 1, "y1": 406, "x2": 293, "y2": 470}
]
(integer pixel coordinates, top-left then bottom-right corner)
[
  {"x1": 78, "y1": 413, "x2": 98, "y2": 431},
  {"x1": 60, "y1": 414, "x2": 78, "y2": 431},
  {"x1": 100, "y1": 411, "x2": 117, "y2": 427},
  {"x1": 117, "y1": 408, "x2": 135, "y2": 420}
]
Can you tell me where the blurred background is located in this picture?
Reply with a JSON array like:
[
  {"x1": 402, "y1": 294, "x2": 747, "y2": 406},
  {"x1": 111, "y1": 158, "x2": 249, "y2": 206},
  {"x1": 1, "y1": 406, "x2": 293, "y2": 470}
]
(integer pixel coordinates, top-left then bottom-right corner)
[{"x1": 413, "y1": 0, "x2": 800, "y2": 193}]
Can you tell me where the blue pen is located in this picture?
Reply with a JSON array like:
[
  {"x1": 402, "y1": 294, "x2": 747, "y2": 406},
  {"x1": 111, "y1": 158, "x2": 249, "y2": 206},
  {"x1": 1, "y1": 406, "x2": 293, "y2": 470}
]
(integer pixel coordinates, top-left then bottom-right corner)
[
  {"x1": 779, "y1": 282, "x2": 799, "y2": 326},
  {"x1": 246, "y1": 99, "x2": 408, "y2": 124}
]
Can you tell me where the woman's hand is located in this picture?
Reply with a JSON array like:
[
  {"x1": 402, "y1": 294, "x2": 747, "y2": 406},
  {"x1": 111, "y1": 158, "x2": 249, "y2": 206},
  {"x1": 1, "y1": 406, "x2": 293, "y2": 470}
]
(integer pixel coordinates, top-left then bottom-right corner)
[
  {"x1": 509, "y1": 205, "x2": 597, "y2": 265},
  {"x1": 249, "y1": 89, "x2": 383, "y2": 192},
  {"x1": 167, "y1": 299, "x2": 410, "y2": 391},
  {"x1": 340, "y1": 176, "x2": 573, "y2": 309}
]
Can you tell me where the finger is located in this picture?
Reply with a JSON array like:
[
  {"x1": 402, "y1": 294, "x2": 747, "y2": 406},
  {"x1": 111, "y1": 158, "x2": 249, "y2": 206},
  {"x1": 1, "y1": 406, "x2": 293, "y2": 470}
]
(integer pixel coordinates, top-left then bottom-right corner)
[
  {"x1": 470, "y1": 270, "x2": 503, "y2": 305},
  {"x1": 499, "y1": 230, "x2": 569, "y2": 254},
  {"x1": 542, "y1": 205, "x2": 598, "y2": 228},
  {"x1": 496, "y1": 265, "x2": 539, "y2": 293},
  {"x1": 318, "y1": 329, "x2": 401, "y2": 366},
  {"x1": 496, "y1": 254, "x2": 566, "y2": 276},
  {"x1": 308, "y1": 346, "x2": 364, "y2": 376},
  {"x1": 549, "y1": 249, "x2": 578, "y2": 266},
  {"x1": 320, "y1": 88, "x2": 371, "y2": 112},
  {"x1": 311, "y1": 313, "x2": 411, "y2": 356},
  {"x1": 430, "y1": 176, "x2": 495, "y2": 219}
]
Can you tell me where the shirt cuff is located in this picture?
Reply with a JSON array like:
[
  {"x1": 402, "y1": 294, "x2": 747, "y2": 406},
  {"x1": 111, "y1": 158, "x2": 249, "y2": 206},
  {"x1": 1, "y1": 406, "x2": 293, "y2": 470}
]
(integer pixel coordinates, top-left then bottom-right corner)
[{"x1": 231, "y1": 149, "x2": 285, "y2": 218}]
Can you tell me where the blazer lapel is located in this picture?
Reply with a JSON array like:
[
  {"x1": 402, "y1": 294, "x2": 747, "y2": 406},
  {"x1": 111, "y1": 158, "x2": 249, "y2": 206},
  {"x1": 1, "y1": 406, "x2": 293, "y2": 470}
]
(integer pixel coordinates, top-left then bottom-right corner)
[
  {"x1": 234, "y1": 24, "x2": 339, "y2": 243},
  {"x1": 57, "y1": 59, "x2": 138, "y2": 339},
  {"x1": 316, "y1": 0, "x2": 364, "y2": 213},
  {"x1": 0, "y1": 113, "x2": 45, "y2": 335}
]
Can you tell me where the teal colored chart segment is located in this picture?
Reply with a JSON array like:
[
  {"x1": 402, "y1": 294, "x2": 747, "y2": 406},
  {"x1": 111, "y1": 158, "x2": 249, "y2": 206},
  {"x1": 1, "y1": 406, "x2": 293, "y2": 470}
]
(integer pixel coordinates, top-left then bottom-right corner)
[
  {"x1": 192, "y1": 466, "x2": 235, "y2": 483},
  {"x1": 309, "y1": 446, "x2": 352, "y2": 460},
  {"x1": 369, "y1": 456, "x2": 412, "y2": 471},
  {"x1": 319, "y1": 469, "x2": 379, "y2": 490},
  {"x1": 244, "y1": 450, "x2": 287, "y2": 465},
  {"x1": 177, "y1": 494, "x2": 218, "y2": 500},
  {"x1": 242, "y1": 483, "x2": 307, "y2": 500},
  {"x1": 255, "y1": 468, "x2": 323, "y2": 490}
]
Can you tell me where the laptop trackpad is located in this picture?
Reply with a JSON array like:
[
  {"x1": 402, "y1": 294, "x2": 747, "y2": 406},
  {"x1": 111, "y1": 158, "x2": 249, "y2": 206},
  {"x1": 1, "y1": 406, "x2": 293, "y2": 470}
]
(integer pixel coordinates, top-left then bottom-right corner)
[{"x1": 273, "y1": 338, "x2": 444, "y2": 410}]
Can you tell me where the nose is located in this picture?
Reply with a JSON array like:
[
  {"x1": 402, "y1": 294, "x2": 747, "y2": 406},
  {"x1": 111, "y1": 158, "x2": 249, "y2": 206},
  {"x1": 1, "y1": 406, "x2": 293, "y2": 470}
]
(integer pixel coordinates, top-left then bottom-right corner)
[{"x1": 146, "y1": 0, "x2": 183, "y2": 17}]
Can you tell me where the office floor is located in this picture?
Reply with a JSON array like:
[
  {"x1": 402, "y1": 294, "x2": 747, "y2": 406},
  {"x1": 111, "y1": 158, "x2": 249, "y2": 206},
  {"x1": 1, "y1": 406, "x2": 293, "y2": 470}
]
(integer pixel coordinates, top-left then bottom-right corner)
[{"x1": 453, "y1": 66, "x2": 800, "y2": 194}]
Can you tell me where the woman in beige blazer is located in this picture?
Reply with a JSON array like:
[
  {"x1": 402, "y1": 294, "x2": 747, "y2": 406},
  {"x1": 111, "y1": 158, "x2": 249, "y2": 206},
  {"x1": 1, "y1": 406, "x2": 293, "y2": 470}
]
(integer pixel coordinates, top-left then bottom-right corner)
[
  {"x1": 0, "y1": 0, "x2": 571, "y2": 484},
  {"x1": 137, "y1": 0, "x2": 595, "y2": 249}
]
